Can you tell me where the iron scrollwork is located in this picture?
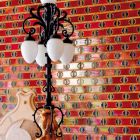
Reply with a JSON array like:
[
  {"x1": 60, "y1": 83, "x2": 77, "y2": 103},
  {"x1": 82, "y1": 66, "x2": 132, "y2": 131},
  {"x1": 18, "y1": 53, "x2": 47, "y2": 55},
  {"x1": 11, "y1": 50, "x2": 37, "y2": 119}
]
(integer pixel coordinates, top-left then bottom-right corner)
[{"x1": 23, "y1": 3, "x2": 74, "y2": 43}]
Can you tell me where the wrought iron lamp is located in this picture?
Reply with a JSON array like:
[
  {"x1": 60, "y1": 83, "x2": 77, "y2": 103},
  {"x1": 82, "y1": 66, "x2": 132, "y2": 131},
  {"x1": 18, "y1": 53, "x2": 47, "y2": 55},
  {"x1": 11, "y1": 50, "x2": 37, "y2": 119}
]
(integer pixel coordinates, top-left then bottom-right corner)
[{"x1": 21, "y1": 0, "x2": 75, "y2": 139}]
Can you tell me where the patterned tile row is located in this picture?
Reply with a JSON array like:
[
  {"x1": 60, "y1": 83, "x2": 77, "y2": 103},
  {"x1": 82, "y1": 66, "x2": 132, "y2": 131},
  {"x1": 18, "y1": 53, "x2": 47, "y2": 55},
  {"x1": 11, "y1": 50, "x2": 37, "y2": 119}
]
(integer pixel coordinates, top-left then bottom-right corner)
[
  {"x1": 62, "y1": 135, "x2": 140, "y2": 140},
  {"x1": 0, "y1": 42, "x2": 140, "y2": 52},
  {"x1": 1, "y1": 3, "x2": 140, "y2": 20},
  {"x1": 0, "y1": 0, "x2": 137, "y2": 9}
]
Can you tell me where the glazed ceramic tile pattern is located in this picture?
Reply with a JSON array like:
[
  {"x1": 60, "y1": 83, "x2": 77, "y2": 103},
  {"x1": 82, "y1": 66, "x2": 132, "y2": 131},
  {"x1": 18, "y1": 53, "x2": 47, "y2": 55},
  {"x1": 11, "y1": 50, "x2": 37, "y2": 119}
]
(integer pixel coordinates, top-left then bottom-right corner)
[{"x1": 0, "y1": 0, "x2": 140, "y2": 140}]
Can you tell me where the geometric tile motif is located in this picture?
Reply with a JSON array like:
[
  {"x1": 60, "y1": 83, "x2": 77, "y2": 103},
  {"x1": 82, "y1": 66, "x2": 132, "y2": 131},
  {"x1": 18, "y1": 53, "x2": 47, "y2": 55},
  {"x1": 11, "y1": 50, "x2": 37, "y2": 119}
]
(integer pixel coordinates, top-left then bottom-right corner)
[{"x1": 0, "y1": 0, "x2": 140, "y2": 139}]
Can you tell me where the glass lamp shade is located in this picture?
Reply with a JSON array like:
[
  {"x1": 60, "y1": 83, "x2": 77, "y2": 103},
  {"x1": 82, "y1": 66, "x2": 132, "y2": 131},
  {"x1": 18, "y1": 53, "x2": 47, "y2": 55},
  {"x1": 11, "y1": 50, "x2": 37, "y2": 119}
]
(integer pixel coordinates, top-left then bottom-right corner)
[
  {"x1": 60, "y1": 43, "x2": 75, "y2": 65},
  {"x1": 40, "y1": 0, "x2": 56, "y2": 4},
  {"x1": 47, "y1": 38, "x2": 64, "y2": 61},
  {"x1": 35, "y1": 44, "x2": 47, "y2": 66},
  {"x1": 21, "y1": 40, "x2": 38, "y2": 64}
]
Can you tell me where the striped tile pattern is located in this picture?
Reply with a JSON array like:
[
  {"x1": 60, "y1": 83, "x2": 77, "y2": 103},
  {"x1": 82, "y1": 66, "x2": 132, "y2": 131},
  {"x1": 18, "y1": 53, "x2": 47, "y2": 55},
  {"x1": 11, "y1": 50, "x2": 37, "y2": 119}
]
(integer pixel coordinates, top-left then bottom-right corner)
[{"x1": 0, "y1": 0, "x2": 140, "y2": 139}]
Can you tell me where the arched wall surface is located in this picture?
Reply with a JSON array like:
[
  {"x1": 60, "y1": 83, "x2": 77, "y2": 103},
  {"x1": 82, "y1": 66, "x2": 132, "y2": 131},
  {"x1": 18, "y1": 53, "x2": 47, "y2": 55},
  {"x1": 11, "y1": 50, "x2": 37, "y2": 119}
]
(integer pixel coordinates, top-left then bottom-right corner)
[{"x1": 0, "y1": 0, "x2": 140, "y2": 139}]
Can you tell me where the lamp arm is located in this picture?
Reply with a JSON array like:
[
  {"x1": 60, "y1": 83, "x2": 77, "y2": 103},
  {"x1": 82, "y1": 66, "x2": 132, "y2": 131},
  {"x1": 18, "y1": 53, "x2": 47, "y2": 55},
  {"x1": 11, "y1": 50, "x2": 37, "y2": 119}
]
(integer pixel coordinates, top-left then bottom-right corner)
[
  {"x1": 62, "y1": 18, "x2": 75, "y2": 38},
  {"x1": 32, "y1": 107, "x2": 44, "y2": 138},
  {"x1": 23, "y1": 16, "x2": 36, "y2": 35},
  {"x1": 57, "y1": 11, "x2": 75, "y2": 38},
  {"x1": 54, "y1": 106, "x2": 64, "y2": 137},
  {"x1": 33, "y1": 6, "x2": 47, "y2": 31},
  {"x1": 52, "y1": 6, "x2": 61, "y2": 35},
  {"x1": 22, "y1": 6, "x2": 47, "y2": 38}
]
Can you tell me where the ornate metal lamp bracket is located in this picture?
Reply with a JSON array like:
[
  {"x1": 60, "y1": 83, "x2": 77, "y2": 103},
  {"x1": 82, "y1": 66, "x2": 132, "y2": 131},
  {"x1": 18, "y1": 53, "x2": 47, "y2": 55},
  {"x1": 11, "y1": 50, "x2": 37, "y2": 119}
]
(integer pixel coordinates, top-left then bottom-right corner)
[{"x1": 23, "y1": 3, "x2": 74, "y2": 43}]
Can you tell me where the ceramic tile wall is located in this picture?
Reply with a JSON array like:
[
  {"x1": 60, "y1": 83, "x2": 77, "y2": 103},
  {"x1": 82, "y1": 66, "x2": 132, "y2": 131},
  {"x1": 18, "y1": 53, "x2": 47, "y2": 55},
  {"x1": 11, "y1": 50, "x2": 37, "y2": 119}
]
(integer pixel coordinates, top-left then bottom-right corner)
[{"x1": 0, "y1": 0, "x2": 140, "y2": 139}]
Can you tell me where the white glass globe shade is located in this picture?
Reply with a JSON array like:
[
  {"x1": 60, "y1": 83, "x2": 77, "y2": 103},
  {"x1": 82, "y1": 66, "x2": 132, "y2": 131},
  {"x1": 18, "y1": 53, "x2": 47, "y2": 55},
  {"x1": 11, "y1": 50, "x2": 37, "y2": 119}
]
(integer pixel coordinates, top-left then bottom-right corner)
[
  {"x1": 40, "y1": 0, "x2": 56, "y2": 4},
  {"x1": 35, "y1": 44, "x2": 47, "y2": 66},
  {"x1": 21, "y1": 40, "x2": 38, "y2": 64},
  {"x1": 60, "y1": 43, "x2": 75, "y2": 65},
  {"x1": 47, "y1": 38, "x2": 64, "y2": 61}
]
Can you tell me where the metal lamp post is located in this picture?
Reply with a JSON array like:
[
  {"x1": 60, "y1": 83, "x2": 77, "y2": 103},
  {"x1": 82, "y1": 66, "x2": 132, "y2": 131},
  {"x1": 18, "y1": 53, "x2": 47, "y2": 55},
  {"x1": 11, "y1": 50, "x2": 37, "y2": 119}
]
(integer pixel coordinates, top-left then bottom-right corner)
[{"x1": 21, "y1": 0, "x2": 74, "y2": 139}]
